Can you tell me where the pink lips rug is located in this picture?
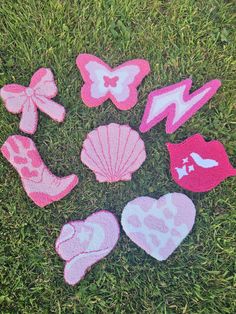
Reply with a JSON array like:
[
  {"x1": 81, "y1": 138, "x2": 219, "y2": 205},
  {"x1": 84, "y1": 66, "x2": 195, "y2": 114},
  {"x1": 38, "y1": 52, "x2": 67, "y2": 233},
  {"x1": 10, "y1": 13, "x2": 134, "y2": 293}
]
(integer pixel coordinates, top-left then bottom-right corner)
[
  {"x1": 76, "y1": 54, "x2": 150, "y2": 110},
  {"x1": 121, "y1": 193, "x2": 196, "y2": 261},
  {"x1": 166, "y1": 134, "x2": 236, "y2": 192},
  {"x1": 55, "y1": 210, "x2": 120, "y2": 285},
  {"x1": 0, "y1": 68, "x2": 65, "y2": 134}
]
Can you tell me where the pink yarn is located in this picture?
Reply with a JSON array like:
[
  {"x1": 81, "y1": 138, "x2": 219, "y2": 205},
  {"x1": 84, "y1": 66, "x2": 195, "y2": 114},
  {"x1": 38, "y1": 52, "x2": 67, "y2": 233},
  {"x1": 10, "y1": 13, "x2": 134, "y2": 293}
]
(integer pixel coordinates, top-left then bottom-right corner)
[
  {"x1": 140, "y1": 78, "x2": 221, "y2": 134},
  {"x1": 122, "y1": 193, "x2": 196, "y2": 261},
  {"x1": 55, "y1": 210, "x2": 120, "y2": 285},
  {"x1": 76, "y1": 53, "x2": 150, "y2": 110},
  {"x1": 0, "y1": 68, "x2": 66, "y2": 134},
  {"x1": 1, "y1": 135, "x2": 78, "y2": 207},
  {"x1": 167, "y1": 133, "x2": 236, "y2": 192}
]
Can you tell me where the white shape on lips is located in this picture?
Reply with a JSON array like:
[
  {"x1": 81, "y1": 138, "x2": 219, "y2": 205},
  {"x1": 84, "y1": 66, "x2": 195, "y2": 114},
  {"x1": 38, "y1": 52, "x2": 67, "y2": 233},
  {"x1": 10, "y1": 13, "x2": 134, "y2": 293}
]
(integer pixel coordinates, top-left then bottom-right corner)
[
  {"x1": 175, "y1": 165, "x2": 188, "y2": 179},
  {"x1": 190, "y1": 152, "x2": 219, "y2": 168},
  {"x1": 182, "y1": 157, "x2": 189, "y2": 164},
  {"x1": 188, "y1": 165, "x2": 194, "y2": 172}
]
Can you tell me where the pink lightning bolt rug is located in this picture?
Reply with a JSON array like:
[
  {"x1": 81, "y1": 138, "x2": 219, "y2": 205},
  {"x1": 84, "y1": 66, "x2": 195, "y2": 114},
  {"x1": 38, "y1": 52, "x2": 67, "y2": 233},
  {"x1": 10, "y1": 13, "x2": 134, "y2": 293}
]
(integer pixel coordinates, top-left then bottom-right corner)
[{"x1": 139, "y1": 78, "x2": 221, "y2": 134}]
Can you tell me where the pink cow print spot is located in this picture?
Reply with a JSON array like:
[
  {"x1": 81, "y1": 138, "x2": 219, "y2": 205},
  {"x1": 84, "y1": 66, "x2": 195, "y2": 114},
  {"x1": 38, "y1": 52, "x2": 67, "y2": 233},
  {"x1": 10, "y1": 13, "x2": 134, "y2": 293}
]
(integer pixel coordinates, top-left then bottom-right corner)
[
  {"x1": 21, "y1": 167, "x2": 38, "y2": 178},
  {"x1": 144, "y1": 215, "x2": 169, "y2": 233},
  {"x1": 127, "y1": 215, "x2": 142, "y2": 228},
  {"x1": 27, "y1": 150, "x2": 42, "y2": 168},
  {"x1": 14, "y1": 156, "x2": 28, "y2": 164}
]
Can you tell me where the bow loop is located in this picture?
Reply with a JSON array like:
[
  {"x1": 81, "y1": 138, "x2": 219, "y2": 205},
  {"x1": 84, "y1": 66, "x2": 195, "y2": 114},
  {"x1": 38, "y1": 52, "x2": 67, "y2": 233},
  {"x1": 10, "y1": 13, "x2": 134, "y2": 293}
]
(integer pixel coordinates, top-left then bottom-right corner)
[{"x1": 1, "y1": 68, "x2": 65, "y2": 134}]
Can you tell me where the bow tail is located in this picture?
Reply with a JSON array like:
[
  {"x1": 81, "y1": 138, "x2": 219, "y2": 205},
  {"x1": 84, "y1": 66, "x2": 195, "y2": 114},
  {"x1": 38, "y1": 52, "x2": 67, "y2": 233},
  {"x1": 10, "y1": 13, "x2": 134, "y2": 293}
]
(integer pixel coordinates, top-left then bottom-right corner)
[
  {"x1": 20, "y1": 98, "x2": 38, "y2": 134},
  {"x1": 34, "y1": 96, "x2": 65, "y2": 122}
]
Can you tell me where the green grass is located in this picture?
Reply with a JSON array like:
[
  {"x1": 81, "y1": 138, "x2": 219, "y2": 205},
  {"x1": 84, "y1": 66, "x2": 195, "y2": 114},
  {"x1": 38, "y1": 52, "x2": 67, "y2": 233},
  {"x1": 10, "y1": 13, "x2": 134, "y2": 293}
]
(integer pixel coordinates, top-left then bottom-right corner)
[{"x1": 0, "y1": 0, "x2": 235, "y2": 313}]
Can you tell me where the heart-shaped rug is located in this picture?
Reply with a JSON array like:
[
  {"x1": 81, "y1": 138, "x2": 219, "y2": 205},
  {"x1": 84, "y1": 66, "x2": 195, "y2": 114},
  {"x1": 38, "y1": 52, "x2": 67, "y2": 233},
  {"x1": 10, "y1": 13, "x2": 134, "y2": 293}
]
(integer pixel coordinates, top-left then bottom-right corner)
[
  {"x1": 121, "y1": 193, "x2": 196, "y2": 261},
  {"x1": 55, "y1": 210, "x2": 120, "y2": 285}
]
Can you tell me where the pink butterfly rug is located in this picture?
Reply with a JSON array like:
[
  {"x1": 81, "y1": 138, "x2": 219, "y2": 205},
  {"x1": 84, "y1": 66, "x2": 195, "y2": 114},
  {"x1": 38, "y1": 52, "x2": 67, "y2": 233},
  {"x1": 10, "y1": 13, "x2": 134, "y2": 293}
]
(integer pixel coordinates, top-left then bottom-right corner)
[{"x1": 76, "y1": 53, "x2": 150, "y2": 110}]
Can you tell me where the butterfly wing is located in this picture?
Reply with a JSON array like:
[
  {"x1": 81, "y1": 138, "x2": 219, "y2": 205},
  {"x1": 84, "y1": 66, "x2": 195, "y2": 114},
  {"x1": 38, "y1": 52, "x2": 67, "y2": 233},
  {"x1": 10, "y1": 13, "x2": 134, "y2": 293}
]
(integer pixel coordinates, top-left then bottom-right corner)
[
  {"x1": 76, "y1": 54, "x2": 111, "y2": 107},
  {"x1": 110, "y1": 59, "x2": 150, "y2": 110}
]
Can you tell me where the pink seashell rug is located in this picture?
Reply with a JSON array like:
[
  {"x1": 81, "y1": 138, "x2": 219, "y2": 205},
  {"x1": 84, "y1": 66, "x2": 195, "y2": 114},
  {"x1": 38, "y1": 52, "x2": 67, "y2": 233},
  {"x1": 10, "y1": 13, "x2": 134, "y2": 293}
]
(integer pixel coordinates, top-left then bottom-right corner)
[{"x1": 81, "y1": 123, "x2": 146, "y2": 183}]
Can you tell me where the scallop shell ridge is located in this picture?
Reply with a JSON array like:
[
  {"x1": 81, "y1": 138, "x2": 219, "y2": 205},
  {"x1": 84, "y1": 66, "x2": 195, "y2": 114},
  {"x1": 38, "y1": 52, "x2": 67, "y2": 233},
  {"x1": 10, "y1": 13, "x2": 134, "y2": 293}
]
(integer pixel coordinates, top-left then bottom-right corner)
[{"x1": 81, "y1": 123, "x2": 146, "y2": 182}]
